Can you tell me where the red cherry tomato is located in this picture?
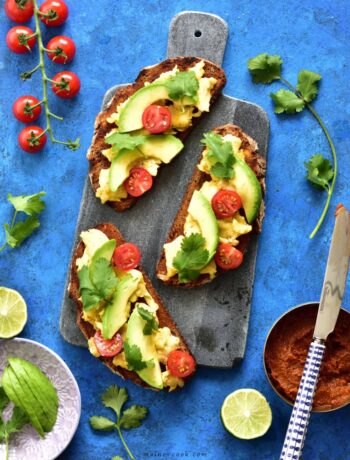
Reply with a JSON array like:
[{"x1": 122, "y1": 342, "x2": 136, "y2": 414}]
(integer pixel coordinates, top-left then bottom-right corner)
[
  {"x1": 13, "y1": 95, "x2": 41, "y2": 123},
  {"x1": 167, "y1": 350, "x2": 196, "y2": 378},
  {"x1": 39, "y1": 0, "x2": 68, "y2": 26},
  {"x1": 113, "y1": 243, "x2": 141, "y2": 271},
  {"x1": 18, "y1": 125, "x2": 47, "y2": 153},
  {"x1": 5, "y1": 0, "x2": 34, "y2": 23},
  {"x1": 46, "y1": 35, "x2": 76, "y2": 64},
  {"x1": 214, "y1": 243, "x2": 244, "y2": 270},
  {"x1": 6, "y1": 26, "x2": 36, "y2": 53},
  {"x1": 51, "y1": 71, "x2": 80, "y2": 99},
  {"x1": 124, "y1": 167, "x2": 153, "y2": 197},
  {"x1": 211, "y1": 189, "x2": 242, "y2": 219},
  {"x1": 94, "y1": 331, "x2": 123, "y2": 358},
  {"x1": 142, "y1": 105, "x2": 172, "y2": 134}
]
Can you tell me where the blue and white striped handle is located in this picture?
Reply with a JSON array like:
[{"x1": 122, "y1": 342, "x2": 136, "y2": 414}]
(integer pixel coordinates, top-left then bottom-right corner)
[{"x1": 280, "y1": 339, "x2": 326, "y2": 460}]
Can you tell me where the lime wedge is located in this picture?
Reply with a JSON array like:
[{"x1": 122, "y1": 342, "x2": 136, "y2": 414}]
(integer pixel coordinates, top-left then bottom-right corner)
[
  {"x1": 221, "y1": 389, "x2": 272, "y2": 440},
  {"x1": 0, "y1": 287, "x2": 27, "y2": 338}
]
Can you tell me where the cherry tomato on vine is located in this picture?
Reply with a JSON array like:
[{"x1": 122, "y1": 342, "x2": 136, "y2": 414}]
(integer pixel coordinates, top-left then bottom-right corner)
[
  {"x1": 211, "y1": 189, "x2": 242, "y2": 219},
  {"x1": 94, "y1": 331, "x2": 123, "y2": 358},
  {"x1": 6, "y1": 26, "x2": 36, "y2": 53},
  {"x1": 51, "y1": 71, "x2": 80, "y2": 99},
  {"x1": 46, "y1": 35, "x2": 76, "y2": 64},
  {"x1": 214, "y1": 243, "x2": 244, "y2": 271},
  {"x1": 142, "y1": 104, "x2": 172, "y2": 134},
  {"x1": 13, "y1": 95, "x2": 41, "y2": 123},
  {"x1": 18, "y1": 125, "x2": 47, "y2": 153},
  {"x1": 39, "y1": 0, "x2": 69, "y2": 26},
  {"x1": 113, "y1": 243, "x2": 141, "y2": 271},
  {"x1": 167, "y1": 351, "x2": 196, "y2": 378},
  {"x1": 124, "y1": 167, "x2": 153, "y2": 197},
  {"x1": 5, "y1": 0, "x2": 34, "y2": 23}
]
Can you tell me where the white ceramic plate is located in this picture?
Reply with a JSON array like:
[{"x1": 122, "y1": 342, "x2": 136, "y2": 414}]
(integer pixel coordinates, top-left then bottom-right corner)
[{"x1": 0, "y1": 338, "x2": 81, "y2": 460}]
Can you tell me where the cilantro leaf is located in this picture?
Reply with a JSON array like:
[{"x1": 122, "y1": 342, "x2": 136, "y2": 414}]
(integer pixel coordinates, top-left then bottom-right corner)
[
  {"x1": 105, "y1": 132, "x2": 147, "y2": 152},
  {"x1": 248, "y1": 53, "x2": 283, "y2": 83},
  {"x1": 124, "y1": 343, "x2": 154, "y2": 371},
  {"x1": 102, "y1": 386, "x2": 128, "y2": 419},
  {"x1": 201, "y1": 132, "x2": 235, "y2": 179},
  {"x1": 89, "y1": 416, "x2": 116, "y2": 431},
  {"x1": 119, "y1": 405, "x2": 148, "y2": 430},
  {"x1": 173, "y1": 233, "x2": 209, "y2": 283},
  {"x1": 164, "y1": 71, "x2": 199, "y2": 101},
  {"x1": 137, "y1": 306, "x2": 158, "y2": 335},
  {"x1": 270, "y1": 89, "x2": 305, "y2": 114},
  {"x1": 296, "y1": 70, "x2": 322, "y2": 103},
  {"x1": 5, "y1": 406, "x2": 29, "y2": 435},
  {"x1": 305, "y1": 154, "x2": 334, "y2": 191},
  {"x1": 8, "y1": 192, "x2": 46, "y2": 216},
  {"x1": 4, "y1": 216, "x2": 40, "y2": 248}
]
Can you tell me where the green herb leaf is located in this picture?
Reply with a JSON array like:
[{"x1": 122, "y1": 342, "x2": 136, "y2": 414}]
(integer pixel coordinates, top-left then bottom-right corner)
[
  {"x1": 164, "y1": 71, "x2": 199, "y2": 101},
  {"x1": 119, "y1": 405, "x2": 148, "y2": 430},
  {"x1": 77, "y1": 266, "x2": 102, "y2": 310},
  {"x1": 305, "y1": 154, "x2": 334, "y2": 191},
  {"x1": 7, "y1": 192, "x2": 46, "y2": 216},
  {"x1": 5, "y1": 406, "x2": 29, "y2": 435},
  {"x1": 296, "y1": 70, "x2": 322, "y2": 103},
  {"x1": 89, "y1": 416, "x2": 116, "y2": 431},
  {"x1": 247, "y1": 53, "x2": 283, "y2": 83},
  {"x1": 4, "y1": 216, "x2": 40, "y2": 248},
  {"x1": 102, "y1": 386, "x2": 128, "y2": 419},
  {"x1": 124, "y1": 343, "x2": 154, "y2": 371},
  {"x1": 201, "y1": 132, "x2": 235, "y2": 179},
  {"x1": 137, "y1": 306, "x2": 158, "y2": 335},
  {"x1": 173, "y1": 233, "x2": 209, "y2": 283},
  {"x1": 105, "y1": 132, "x2": 148, "y2": 152},
  {"x1": 270, "y1": 89, "x2": 305, "y2": 114},
  {"x1": 0, "y1": 387, "x2": 9, "y2": 412}
]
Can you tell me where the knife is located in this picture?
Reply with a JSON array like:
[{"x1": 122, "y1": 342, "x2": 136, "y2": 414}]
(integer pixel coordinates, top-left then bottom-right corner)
[{"x1": 280, "y1": 205, "x2": 350, "y2": 460}]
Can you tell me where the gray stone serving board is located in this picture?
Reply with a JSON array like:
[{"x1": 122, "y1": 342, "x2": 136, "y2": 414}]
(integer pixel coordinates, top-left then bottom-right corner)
[{"x1": 60, "y1": 12, "x2": 269, "y2": 368}]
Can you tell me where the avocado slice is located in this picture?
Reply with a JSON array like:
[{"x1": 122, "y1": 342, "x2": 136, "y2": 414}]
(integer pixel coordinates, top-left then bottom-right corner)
[
  {"x1": 125, "y1": 307, "x2": 163, "y2": 389},
  {"x1": 118, "y1": 84, "x2": 170, "y2": 133},
  {"x1": 102, "y1": 273, "x2": 141, "y2": 339},
  {"x1": 138, "y1": 135, "x2": 184, "y2": 163},
  {"x1": 188, "y1": 190, "x2": 219, "y2": 259},
  {"x1": 109, "y1": 149, "x2": 144, "y2": 192},
  {"x1": 231, "y1": 159, "x2": 262, "y2": 223},
  {"x1": 90, "y1": 239, "x2": 116, "y2": 266}
]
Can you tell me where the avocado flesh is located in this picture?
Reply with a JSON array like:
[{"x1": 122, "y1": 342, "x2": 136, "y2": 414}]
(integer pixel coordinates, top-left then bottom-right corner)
[
  {"x1": 91, "y1": 239, "x2": 116, "y2": 266},
  {"x1": 109, "y1": 149, "x2": 144, "y2": 192},
  {"x1": 231, "y1": 159, "x2": 262, "y2": 223},
  {"x1": 138, "y1": 135, "x2": 184, "y2": 163},
  {"x1": 102, "y1": 273, "x2": 141, "y2": 339},
  {"x1": 125, "y1": 307, "x2": 163, "y2": 389},
  {"x1": 188, "y1": 190, "x2": 219, "y2": 260},
  {"x1": 118, "y1": 84, "x2": 170, "y2": 133}
]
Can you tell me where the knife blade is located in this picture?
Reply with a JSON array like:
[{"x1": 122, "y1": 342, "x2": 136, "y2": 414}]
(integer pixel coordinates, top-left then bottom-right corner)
[{"x1": 314, "y1": 205, "x2": 350, "y2": 340}]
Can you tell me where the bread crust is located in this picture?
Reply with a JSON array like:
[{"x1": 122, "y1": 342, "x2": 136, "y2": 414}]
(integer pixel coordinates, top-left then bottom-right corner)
[
  {"x1": 156, "y1": 124, "x2": 266, "y2": 288},
  {"x1": 88, "y1": 57, "x2": 226, "y2": 212},
  {"x1": 68, "y1": 223, "x2": 192, "y2": 390}
]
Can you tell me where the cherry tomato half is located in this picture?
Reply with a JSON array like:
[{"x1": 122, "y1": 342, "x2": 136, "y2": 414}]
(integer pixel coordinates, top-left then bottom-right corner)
[
  {"x1": 13, "y1": 95, "x2": 41, "y2": 123},
  {"x1": 142, "y1": 104, "x2": 172, "y2": 134},
  {"x1": 167, "y1": 350, "x2": 196, "y2": 378},
  {"x1": 39, "y1": 0, "x2": 68, "y2": 26},
  {"x1": 6, "y1": 26, "x2": 36, "y2": 53},
  {"x1": 214, "y1": 243, "x2": 244, "y2": 271},
  {"x1": 124, "y1": 167, "x2": 153, "y2": 197},
  {"x1": 18, "y1": 125, "x2": 47, "y2": 153},
  {"x1": 46, "y1": 35, "x2": 76, "y2": 64},
  {"x1": 211, "y1": 189, "x2": 242, "y2": 219},
  {"x1": 94, "y1": 331, "x2": 123, "y2": 358},
  {"x1": 113, "y1": 243, "x2": 141, "y2": 271},
  {"x1": 5, "y1": 0, "x2": 34, "y2": 23},
  {"x1": 51, "y1": 71, "x2": 80, "y2": 99}
]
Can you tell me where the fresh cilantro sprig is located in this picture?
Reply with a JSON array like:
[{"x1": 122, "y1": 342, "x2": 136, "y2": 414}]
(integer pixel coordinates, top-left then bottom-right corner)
[
  {"x1": 0, "y1": 192, "x2": 46, "y2": 253},
  {"x1": 123, "y1": 342, "x2": 154, "y2": 371},
  {"x1": 163, "y1": 71, "x2": 199, "y2": 101},
  {"x1": 105, "y1": 132, "x2": 148, "y2": 153},
  {"x1": 173, "y1": 233, "x2": 209, "y2": 283},
  {"x1": 201, "y1": 132, "x2": 236, "y2": 179},
  {"x1": 90, "y1": 385, "x2": 148, "y2": 460},
  {"x1": 137, "y1": 305, "x2": 158, "y2": 335},
  {"x1": 248, "y1": 53, "x2": 337, "y2": 238}
]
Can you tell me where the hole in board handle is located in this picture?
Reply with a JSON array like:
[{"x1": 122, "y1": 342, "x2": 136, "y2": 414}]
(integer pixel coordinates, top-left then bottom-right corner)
[{"x1": 194, "y1": 30, "x2": 202, "y2": 37}]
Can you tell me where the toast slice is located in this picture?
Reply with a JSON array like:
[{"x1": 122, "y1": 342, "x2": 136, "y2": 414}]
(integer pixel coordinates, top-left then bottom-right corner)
[
  {"x1": 156, "y1": 124, "x2": 266, "y2": 288},
  {"x1": 69, "y1": 222, "x2": 194, "y2": 390},
  {"x1": 87, "y1": 57, "x2": 226, "y2": 212}
]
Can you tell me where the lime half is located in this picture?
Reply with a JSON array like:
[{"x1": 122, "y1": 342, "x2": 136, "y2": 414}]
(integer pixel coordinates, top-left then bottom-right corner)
[
  {"x1": 221, "y1": 389, "x2": 272, "y2": 440},
  {"x1": 0, "y1": 287, "x2": 27, "y2": 338}
]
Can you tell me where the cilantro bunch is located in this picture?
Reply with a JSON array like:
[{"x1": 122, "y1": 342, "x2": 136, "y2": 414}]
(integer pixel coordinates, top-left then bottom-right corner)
[
  {"x1": 90, "y1": 385, "x2": 148, "y2": 460},
  {"x1": 247, "y1": 53, "x2": 336, "y2": 238}
]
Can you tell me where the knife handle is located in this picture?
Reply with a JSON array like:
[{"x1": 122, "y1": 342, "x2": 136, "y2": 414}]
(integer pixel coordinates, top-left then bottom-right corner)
[{"x1": 280, "y1": 339, "x2": 325, "y2": 460}]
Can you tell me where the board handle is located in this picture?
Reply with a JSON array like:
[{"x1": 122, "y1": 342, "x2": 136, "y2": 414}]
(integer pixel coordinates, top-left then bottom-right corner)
[{"x1": 167, "y1": 11, "x2": 228, "y2": 66}]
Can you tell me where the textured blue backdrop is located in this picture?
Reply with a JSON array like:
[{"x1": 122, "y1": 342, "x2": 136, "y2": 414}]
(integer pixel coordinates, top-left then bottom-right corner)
[{"x1": 0, "y1": 1, "x2": 349, "y2": 459}]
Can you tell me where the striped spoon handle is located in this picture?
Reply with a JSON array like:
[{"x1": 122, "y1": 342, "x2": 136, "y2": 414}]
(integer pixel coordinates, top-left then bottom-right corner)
[{"x1": 280, "y1": 339, "x2": 326, "y2": 460}]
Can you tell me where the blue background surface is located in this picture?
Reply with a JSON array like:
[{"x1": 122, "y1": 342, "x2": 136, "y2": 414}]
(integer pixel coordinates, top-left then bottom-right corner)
[{"x1": 1, "y1": 0, "x2": 350, "y2": 459}]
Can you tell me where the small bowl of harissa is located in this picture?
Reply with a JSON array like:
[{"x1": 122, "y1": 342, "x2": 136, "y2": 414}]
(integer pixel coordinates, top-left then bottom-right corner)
[{"x1": 264, "y1": 302, "x2": 350, "y2": 412}]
